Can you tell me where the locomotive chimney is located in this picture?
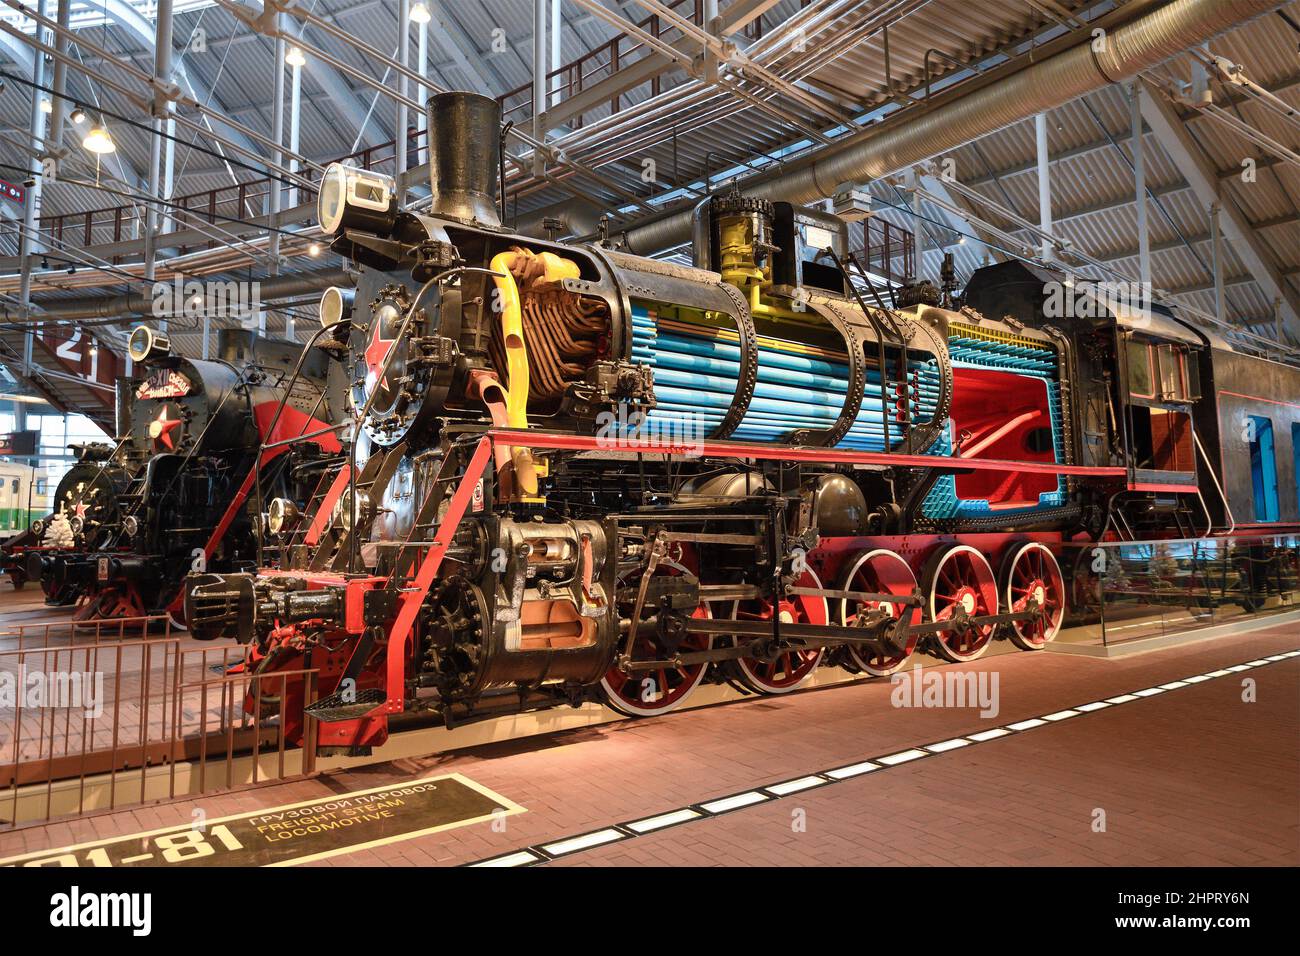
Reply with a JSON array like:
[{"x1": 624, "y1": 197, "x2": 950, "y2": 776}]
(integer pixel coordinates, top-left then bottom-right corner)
[
  {"x1": 425, "y1": 91, "x2": 502, "y2": 229},
  {"x1": 218, "y1": 328, "x2": 256, "y2": 363}
]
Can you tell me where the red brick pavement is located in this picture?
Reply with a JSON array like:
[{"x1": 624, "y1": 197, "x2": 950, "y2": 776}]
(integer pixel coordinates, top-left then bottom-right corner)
[{"x1": 1, "y1": 621, "x2": 1297, "y2": 866}]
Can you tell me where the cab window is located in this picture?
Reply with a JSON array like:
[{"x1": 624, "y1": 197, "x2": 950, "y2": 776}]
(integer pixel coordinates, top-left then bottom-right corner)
[{"x1": 1126, "y1": 339, "x2": 1153, "y2": 398}]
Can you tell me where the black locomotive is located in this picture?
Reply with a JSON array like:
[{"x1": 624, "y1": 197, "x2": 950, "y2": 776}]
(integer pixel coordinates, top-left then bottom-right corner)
[
  {"x1": 20, "y1": 326, "x2": 345, "y2": 624},
  {"x1": 182, "y1": 91, "x2": 1298, "y2": 754}
]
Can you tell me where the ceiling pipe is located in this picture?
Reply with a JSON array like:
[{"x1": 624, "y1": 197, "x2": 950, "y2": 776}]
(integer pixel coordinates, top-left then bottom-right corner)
[
  {"x1": 617, "y1": 0, "x2": 1283, "y2": 256},
  {"x1": 5, "y1": 269, "x2": 354, "y2": 323}
]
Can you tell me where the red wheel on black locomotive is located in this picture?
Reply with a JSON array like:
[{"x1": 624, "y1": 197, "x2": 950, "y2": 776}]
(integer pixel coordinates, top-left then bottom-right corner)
[
  {"x1": 599, "y1": 546, "x2": 714, "y2": 717},
  {"x1": 922, "y1": 544, "x2": 998, "y2": 663},
  {"x1": 1000, "y1": 542, "x2": 1065, "y2": 650},
  {"x1": 838, "y1": 549, "x2": 920, "y2": 676},
  {"x1": 729, "y1": 567, "x2": 828, "y2": 694}
]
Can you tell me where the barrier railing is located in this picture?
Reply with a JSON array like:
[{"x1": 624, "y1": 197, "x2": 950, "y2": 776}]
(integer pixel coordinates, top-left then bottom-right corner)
[{"x1": 0, "y1": 624, "x2": 317, "y2": 830}]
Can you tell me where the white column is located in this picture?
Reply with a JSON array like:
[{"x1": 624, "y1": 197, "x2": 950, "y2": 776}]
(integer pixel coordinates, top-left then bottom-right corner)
[
  {"x1": 288, "y1": 51, "x2": 302, "y2": 207},
  {"x1": 18, "y1": 0, "x2": 49, "y2": 376},
  {"x1": 1035, "y1": 112, "x2": 1053, "y2": 262},
  {"x1": 1131, "y1": 83, "x2": 1151, "y2": 293},
  {"x1": 550, "y1": 0, "x2": 562, "y2": 106},
  {"x1": 533, "y1": 0, "x2": 546, "y2": 174},
  {"x1": 397, "y1": 0, "x2": 410, "y2": 193},
  {"x1": 1210, "y1": 201, "x2": 1224, "y2": 323}
]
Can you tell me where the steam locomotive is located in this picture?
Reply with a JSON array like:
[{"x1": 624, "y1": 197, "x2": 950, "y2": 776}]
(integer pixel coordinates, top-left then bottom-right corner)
[
  {"x1": 16, "y1": 327, "x2": 345, "y2": 624},
  {"x1": 185, "y1": 91, "x2": 1300, "y2": 755}
]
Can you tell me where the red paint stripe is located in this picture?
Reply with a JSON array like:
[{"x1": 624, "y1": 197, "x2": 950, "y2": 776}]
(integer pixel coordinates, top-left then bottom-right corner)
[
  {"x1": 383, "y1": 437, "x2": 493, "y2": 710},
  {"x1": 1218, "y1": 390, "x2": 1300, "y2": 410},
  {"x1": 201, "y1": 446, "x2": 288, "y2": 561},
  {"x1": 490, "y1": 429, "x2": 1128, "y2": 478},
  {"x1": 304, "y1": 463, "x2": 353, "y2": 547}
]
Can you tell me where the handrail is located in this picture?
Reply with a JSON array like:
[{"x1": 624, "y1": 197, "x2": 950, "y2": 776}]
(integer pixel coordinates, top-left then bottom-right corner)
[{"x1": 25, "y1": 0, "x2": 723, "y2": 252}]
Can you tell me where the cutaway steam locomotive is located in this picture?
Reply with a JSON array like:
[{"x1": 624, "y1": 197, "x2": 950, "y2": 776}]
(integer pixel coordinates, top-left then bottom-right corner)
[
  {"x1": 20, "y1": 327, "x2": 345, "y2": 623},
  {"x1": 185, "y1": 91, "x2": 1299, "y2": 755}
]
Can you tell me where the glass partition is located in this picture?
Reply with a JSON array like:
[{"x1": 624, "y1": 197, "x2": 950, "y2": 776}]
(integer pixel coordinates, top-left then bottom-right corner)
[{"x1": 1056, "y1": 534, "x2": 1300, "y2": 647}]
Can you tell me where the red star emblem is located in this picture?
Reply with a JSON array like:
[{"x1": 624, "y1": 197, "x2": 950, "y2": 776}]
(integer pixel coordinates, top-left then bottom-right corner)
[
  {"x1": 72, "y1": 500, "x2": 88, "y2": 520},
  {"x1": 364, "y1": 315, "x2": 396, "y2": 393},
  {"x1": 150, "y1": 406, "x2": 183, "y2": 450}
]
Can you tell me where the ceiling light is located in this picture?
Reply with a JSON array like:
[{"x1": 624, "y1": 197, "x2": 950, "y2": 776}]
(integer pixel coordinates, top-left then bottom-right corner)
[
  {"x1": 285, "y1": 46, "x2": 306, "y2": 67},
  {"x1": 409, "y1": 2, "x2": 431, "y2": 24},
  {"x1": 39, "y1": 98, "x2": 51, "y2": 113},
  {"x1": 82, "y1": 125, "x2": 116, "y2": 154},
  {"x1": 70, "y1": 106, "x2": 86, "y2": 124},
  {"x1": 88, "y1": 339, "x2": 98, "y2": 357},
  {"x1": 309, "y1": 242, "x2": 321, "y2": 256}
]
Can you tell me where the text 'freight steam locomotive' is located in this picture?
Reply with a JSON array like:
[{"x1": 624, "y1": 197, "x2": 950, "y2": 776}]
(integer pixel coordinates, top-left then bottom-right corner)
[
  {"x1": 185, "y1": 92, "x2": 1300, "y2": 755},
  {"x1": 8, "y1": 328, "x2": 344, "y2": 623}
]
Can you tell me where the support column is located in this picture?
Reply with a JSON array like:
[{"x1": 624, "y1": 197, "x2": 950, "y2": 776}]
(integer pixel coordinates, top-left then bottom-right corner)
[
  {"x1": 533, "y1": 0, "x2": 546, "y2": 174},
  {"x1": 413, "y1": 3, "x2": 429, "y2": 132},
  {"x1": 146, "y1": 0, "x2": 174, "y2": 334},
  {"x1": 911, "y1": 168, "x2": 925, "y2": 281},
  {"x1": 47, "y1": 0, "x2": 71, "y2": 151},
  {"x1": 269, "y1": 17, "x2": 286, "y2": 278},
  {"x1": 1210, "y1": 201, "x2": 1225, "y2": 323},
  {"x1": 1131, "y1": 82, "x2": 1151, "y2": 294},
  {"x1": 287, "y1": 46, "x2": 303, "y2": 207},
  {"x1": 1035, "y1": 112, "x2": 1053, "y2": 262},
  {"x1": 550, "y1": 0, "x2": 562, "y2": 106},
  {"x1": 18, "y1": 0, "x2": 49, "y2": 376},
  {"x1": 397, "y1": 0, "x2": 410, "y2": 193}
]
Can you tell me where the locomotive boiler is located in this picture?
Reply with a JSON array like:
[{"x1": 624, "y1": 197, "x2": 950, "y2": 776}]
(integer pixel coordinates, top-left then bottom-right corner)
[
  {"x1": 28, "y1": 326, "x2": 345, "y2": 623},
  {"x1": 185, "y1": 91, "x2": 1299, "y2": 756}
]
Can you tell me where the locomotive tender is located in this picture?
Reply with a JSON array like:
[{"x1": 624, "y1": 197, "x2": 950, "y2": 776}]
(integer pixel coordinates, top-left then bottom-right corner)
[
  {"x1": 17, "y1": 327, "x2": 344, "y2": 623},
  {"x1": 185, "y1": 92, "x2": 1299, "y2": 755}
]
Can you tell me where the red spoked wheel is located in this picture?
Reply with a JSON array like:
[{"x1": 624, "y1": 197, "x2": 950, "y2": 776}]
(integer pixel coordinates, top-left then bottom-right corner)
[
  {"x1": 600, "y1": 551, "x2": 714, "y2": 717},
  {"x1": 839, "y1": 549, "x2": 920, "y2": 677},
  {"x1": 1001, "y1": 542, "x2": 1065, "y2": 650},
  {"x1": 731, "y1": 567, "x2": 827, "y2": 694},
  {"x1": 923, "y1": 545, "x2": 998, "y2": 662}
]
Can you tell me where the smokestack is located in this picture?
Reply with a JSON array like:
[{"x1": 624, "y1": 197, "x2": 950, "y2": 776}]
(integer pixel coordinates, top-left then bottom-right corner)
[
  {"x1": 217, "y1": 328, "x2": 256, "y2": 363},
  {"x1": 426, "y1": 91, "x2": 502, "y2": 229}
]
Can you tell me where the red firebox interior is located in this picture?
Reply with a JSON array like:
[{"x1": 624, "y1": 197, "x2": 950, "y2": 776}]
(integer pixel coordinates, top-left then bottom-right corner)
[{"x1": 950, "y1": 366, "x2": 1058, "y2": 508}]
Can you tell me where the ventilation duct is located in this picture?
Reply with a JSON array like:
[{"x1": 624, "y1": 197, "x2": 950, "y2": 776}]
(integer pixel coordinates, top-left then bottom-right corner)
[{"x1": 617, "y1": 0, "x2": 1280, "y2": 255}]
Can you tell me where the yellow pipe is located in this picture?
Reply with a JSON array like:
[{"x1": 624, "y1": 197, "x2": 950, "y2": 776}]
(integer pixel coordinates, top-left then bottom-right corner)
[{"x1": 488, "y1": 249, "x2": 580, "y2": 500}]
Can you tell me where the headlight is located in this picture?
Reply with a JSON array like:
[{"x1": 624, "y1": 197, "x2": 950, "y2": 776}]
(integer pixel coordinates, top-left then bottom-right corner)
[
  {"x1": 128, "y1": 325, "x2": 171, "y2": 363},
  {"x1": 317, "y1": 163, "x2": 397, "y2": 237},
  {"x1": 266, "y1": 498, "x2": 300, "y2": 535},
  {"x1": 320, "y1": 286, "x2": 355, "y2": 328},
  {"x1": 123, "y1": 515, "x2": 139, "y2": 537},
  {"x1": 29, "y1": 518, "x2": 45, "y2": 537},
  {"x1": 334, "y1": 488, "x2": 371, "y2": 534},
  {"x1": 68, "y1": 515, "x2": 84, "y2": 536}
]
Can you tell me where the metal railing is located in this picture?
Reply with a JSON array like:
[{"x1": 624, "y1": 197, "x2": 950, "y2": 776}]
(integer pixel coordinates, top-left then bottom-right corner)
[
  {"x1": 0, "y1": 617, "x2": 318, "y2": 830},
  {"x1": 21, "y1": 0, "x2": 724, "y2": 254}
]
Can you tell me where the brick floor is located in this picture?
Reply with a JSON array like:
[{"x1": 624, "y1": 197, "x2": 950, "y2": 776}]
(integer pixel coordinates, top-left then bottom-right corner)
[{"x1": 1, "y1": 620, "x2": 1296, "y2": 866}]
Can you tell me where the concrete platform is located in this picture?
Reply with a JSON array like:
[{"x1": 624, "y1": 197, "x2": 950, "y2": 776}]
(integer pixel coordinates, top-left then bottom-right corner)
[{"x1": 1, "y1": 616, "x2": 1295, "y2": 867}]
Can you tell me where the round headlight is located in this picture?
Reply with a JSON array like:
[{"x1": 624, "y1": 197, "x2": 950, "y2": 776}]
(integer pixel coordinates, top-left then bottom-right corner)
[
  {"x1": 123, "y1": 515, "x2": 139, "y2": 537},
  {"x1": 266, "y1": 498, "x2": 300, "y2": 535},
  {"x1": 334, "y1": 488, "x2": 371, "y2": 534},
  {"x1": 68, "y1": 515, "x2": 84, "y2": 536},
  {"x1": 316, "y1": 163, "x2": 397, "y2": 237},
  {"x1": 128, "y1": 325, "x2": 171, "y2": 363},
  {"x1": 30, "y1": 518, "x2": 45, "y2": 537},
  {"x1": 320, "y1": 286, "x2": 355, "y2": 328}
]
